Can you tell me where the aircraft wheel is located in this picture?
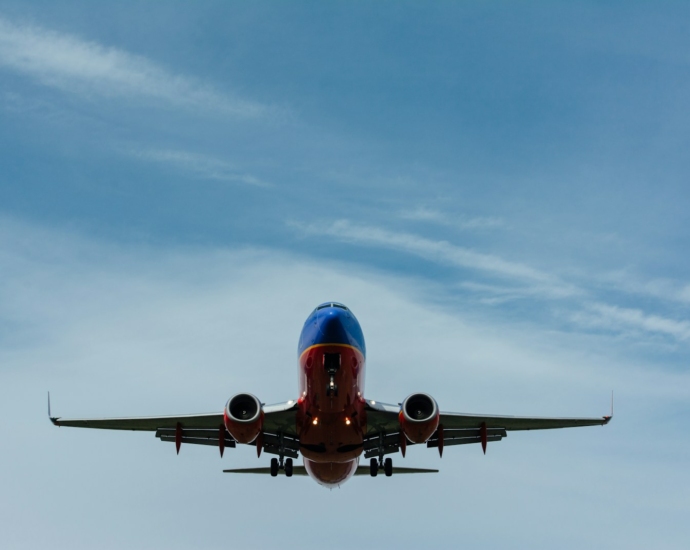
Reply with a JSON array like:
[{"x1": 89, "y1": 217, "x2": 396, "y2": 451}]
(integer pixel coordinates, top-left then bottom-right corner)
[
  {"x1": 285, "y1": 458, "x2": 293, "y2": 477},
  {"x1": 270, "y1": 457, "x2": 279, "y2": 477},
  {"x1": 370, "y1": 458, "x2": 378, "y2": 477},
  {"x1": 384, "y1": 457, "x2": 393, "y2": 477}
]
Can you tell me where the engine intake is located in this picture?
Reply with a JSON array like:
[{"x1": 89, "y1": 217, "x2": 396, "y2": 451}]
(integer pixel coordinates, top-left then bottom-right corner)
[
  {"x1": 224, "y1": 393, "x2": 263, "y2": 444},
  {"x1": 399, "y1": 393, "x2": 439, "y2": 444}
]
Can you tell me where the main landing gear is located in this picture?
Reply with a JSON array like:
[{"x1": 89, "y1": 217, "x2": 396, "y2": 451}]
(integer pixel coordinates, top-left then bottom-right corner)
[
  {"x1": 270, "y1": 456, "x2": 293, "y2": 477},
  {"x1": 269, "y1": 432, "x2": 293, "y2": 477},
  {"x1": 370, "y1": 431, "x2": 393, "y2": 477},
  {"x1": 370, "y1": 457, "x2": 393, "y2": 477}
]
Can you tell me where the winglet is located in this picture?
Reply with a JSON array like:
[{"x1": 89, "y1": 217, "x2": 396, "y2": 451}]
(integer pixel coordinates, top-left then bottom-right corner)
[
  {"x1": 603, "y1": 391, "x2": 613, "y2": 424},
  {"x1": 48, "y1": 392, "x2": 60, "y2": 426}
]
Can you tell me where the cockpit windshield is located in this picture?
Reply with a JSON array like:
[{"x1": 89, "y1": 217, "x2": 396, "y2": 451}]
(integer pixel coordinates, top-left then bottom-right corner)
[{"x1": 315, "y1": 302, "x2": 349, "y2": 311}]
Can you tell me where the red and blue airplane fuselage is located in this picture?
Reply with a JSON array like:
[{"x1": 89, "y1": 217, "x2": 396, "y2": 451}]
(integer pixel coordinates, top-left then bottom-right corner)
[{"x1": 296, "y1": 302, "x2": 367, "y2": 486}]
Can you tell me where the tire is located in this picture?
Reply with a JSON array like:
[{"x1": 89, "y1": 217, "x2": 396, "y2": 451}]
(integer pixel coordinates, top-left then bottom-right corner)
[
  {"x1": 370, "y1": 458, "x2": 378, "y2": 477},
  {"x1": 285, "y1": 458, "x2": 293, "y2": 477},
  {"x1": 270, "y1": 457, "x2": 279, "y2": 477},
  {"x1": 384, "y1": 457, "x2": 393, "y2": 477}
]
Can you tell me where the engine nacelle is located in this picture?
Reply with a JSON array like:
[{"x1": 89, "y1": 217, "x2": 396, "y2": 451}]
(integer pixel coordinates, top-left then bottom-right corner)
[
  {"x1": 223, "y1": 393, "x2": 263, "y2": 444},
  {"x1": 399, "y1": 393, "x2": 440, "y2": 444}
]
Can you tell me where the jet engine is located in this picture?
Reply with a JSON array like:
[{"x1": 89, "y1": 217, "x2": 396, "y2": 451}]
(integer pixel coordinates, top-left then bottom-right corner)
[
  {"x1": 224, "y1": 393, "x2": 263, "y2": 444},
  {"x1": 399, "y1": 393, "x2": 439, "y2": 443}
]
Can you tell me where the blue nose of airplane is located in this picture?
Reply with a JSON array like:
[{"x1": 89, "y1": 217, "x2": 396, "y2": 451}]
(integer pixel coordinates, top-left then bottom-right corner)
[
  {"x1": 318, "y1": 307, "x2": 350, "y2": 343},
  {"x1": 298, "y1": 303, "x2": 366, "y2": 356}
]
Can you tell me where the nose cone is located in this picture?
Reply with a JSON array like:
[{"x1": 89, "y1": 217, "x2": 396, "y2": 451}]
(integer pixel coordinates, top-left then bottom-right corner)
[
  {"x1": 298, "y1": 303, "x2": 366, "y2": 356},
  {"x1": 318, "y1": 308, "x2": 350, "y2": 343}
]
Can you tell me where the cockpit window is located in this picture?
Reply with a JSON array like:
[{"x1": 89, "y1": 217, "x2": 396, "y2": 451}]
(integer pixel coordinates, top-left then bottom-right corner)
[{"x1": 316, "y1": 302, "x2": 349, "y2": 311}]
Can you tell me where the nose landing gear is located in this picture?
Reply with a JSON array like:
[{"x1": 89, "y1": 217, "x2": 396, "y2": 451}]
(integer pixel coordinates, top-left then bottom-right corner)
[{"x1": 324, "y1": 353, "x2": 340, "y2": 397}]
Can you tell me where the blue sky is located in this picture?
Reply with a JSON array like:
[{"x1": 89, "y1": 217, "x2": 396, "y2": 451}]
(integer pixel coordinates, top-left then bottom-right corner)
[{"x1": 1, "y1": 2, "x2": 689, "y2": 549}]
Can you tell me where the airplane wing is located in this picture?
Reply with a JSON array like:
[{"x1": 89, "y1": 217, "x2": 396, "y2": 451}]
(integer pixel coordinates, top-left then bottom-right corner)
[
  {"x1": 49, "y1": 396, "x2": 299, "y2": 457},
  {"x1": 49, "y1": 395, "x2": 610, "y2": 460},
  {"x1": 363, "y1": 399, "x2": 611, "y2": 458}
]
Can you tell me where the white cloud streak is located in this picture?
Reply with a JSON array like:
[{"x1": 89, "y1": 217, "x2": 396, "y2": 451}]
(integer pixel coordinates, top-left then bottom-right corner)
[
  {"x1": 576, "y1": 303, "x2": 690, "y2": 342},
  {"x1": 132, "y1": 149, "x2": 270, "y2": 187},
  {"x1": 399, "y1": 207, "x2": 504, "y2": 230},
  {"x1": 292, "y1": 219, "x2": 690, "y2": 344},
  {"x1": 0, "y1": 16, "x2": 265, "y2": 117},
  {"x1": 598, "y1": 270, "x2": 690, "y2": 307},
  {"x1": 294, "y1": 219, "x2": 578, "y2": 297}
]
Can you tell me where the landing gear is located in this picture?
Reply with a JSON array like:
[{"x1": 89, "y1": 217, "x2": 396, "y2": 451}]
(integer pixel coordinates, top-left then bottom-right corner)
[
  {"x1": 370, "y1": 431, "x2": 393, "y2": 477},
  {"x1": 270, "y1": 457, "x2": 293, "y2": 477},
  {"x1": 384, "y1": 457, "x2": 393, "y2": 477},
  {"x1": 268, "y1": 432, "x2": 295, "y2": 478},
  {"x1": 324, "y1": 353, "x2": 340, "y2": 397},
  {"x1": 370, "y1": 458, "x2": 378, "y2": 477},
  {"x1": 370, "y1": 457, "x2": 393, "y2": 477}
]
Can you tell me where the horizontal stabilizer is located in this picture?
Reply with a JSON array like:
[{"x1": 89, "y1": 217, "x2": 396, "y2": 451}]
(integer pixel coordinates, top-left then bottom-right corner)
[
  {"x1": 223, "y1": 465, "x2": 438, "y2": 476},
  {"x1": 353, "y1": 466, "x2": 438, "y2": 475},
  {"x1": 224, "y1": 467, "x2": 309, "y2": 476}
]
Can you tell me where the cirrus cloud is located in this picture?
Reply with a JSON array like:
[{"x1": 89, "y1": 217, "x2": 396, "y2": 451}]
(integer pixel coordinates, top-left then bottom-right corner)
[{"x1": 0, "y1": 16, "x2": 266, "y2": 117}]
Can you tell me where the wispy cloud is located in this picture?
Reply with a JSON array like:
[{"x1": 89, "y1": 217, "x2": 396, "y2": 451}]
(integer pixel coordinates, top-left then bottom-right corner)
[
  {"x1": 400, "y1": 207, "x2": 504, "y2": 230},
  {"x1": 292, "y1": 219, "x2": 578, "y2": 297},
  {"x1": 0, "y1": 16, "x2": 265, "y2": 117},
  {"x1": 131, "y1": 149, "x2": 270, "y2": 187},
  {"x1": 574, "y1": 303, "x2": 690, "y2": 342},
  {"x1": 292, "y1": 219, "x2": 690, "y2": 344},
  {"x1": 597, "y1": 270, "x2": 690, "y2": 307}
]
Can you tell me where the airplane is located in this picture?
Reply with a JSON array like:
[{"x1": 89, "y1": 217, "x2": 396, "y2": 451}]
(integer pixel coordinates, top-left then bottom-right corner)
[{"x1": 49, "y1": 302, "x2": 612, "y2": 488}]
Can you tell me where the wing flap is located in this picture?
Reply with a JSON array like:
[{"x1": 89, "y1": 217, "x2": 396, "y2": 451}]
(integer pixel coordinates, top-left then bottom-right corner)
[
  {"x1": 155, "y1": 428, "x2": 226, "y2": 439},
  {"x1": 427, "y1": 434, "x2": 503, "y2": 448},
  {"x1": 52, "y1": 413, "x2": 224, "y2": 431},
  {"x1": 439, "y1": 413, "x2": 611, "y2": 431},
  {"x1": 159, "y1": 435, "x2": 236, "y2": 448}
]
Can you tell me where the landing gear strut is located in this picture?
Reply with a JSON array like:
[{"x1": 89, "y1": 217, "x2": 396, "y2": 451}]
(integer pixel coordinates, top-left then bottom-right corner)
[
  {"x1": 270, "y1": 432, "x2": 294, "y2": 478},
  {"x1": 369, "y1": 457, "x2": 393, "y2": 477},
  {"x1": 369, "y1": 432, "x2": 394, "y2": 477}
]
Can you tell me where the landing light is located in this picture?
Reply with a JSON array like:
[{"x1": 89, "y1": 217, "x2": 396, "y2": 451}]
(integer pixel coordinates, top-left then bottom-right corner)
[
  {"x1": 345, "y1": 417, "x2": 351, "y2": 425},
  {"x1": 312, "y1": 418, "x2": 318, "y2": 425}
]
